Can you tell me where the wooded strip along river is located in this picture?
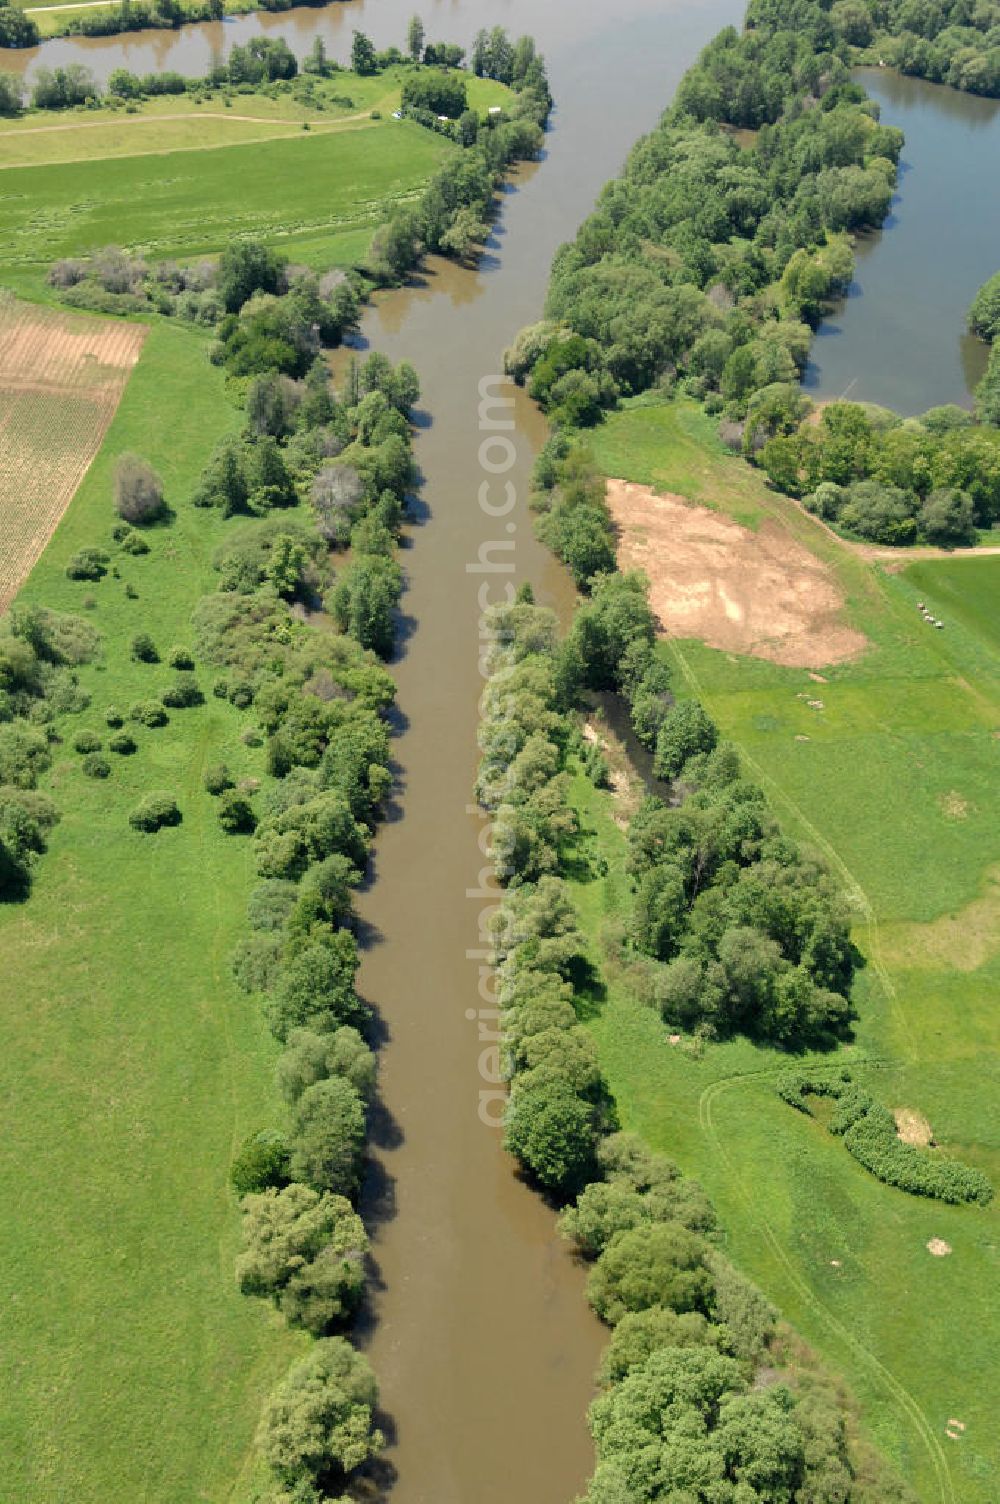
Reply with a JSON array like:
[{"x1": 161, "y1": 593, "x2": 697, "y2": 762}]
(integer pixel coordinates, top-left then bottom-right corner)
[{"x1": 6, "y1": 0, "x2": 999, "y2": 1497}]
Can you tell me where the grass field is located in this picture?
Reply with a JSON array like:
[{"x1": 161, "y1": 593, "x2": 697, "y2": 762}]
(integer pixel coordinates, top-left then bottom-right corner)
[
  {"x1": 0, "y1": 69, "x2": 514, "y2": 168},
  {"x1": 0, "y1": 322, "x2": 315, "y2": 1503},
  {"x1": 575, "y1": 399, "x2": 1000, "y2": 1504},
  {"x1": 0, "y1": 116, "x2": 453, "y2": 294}
]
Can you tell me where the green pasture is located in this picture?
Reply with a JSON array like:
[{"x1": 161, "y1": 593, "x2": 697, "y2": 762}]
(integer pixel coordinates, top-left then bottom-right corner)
[
  {"x1": 0, "y1": 116, "x2": 453, "y2": 292},
  {"x1": 573, "y1": 402, "x2": 1000, "y2": 1503},
  {"x1": 0, "y1": 324, "x2": 310, "y2": 1503}
]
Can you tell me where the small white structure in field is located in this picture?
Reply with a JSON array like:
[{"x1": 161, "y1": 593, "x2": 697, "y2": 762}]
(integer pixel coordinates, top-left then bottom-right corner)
[{"x1": 488, "y1": 105, "x2": 503, "y2": 116}]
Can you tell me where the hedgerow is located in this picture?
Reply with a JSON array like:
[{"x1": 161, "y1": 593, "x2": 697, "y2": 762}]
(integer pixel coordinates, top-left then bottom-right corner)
[
  {"x1": 475, "y1": 599, "x2": 914, "y2": 1503},
  {"x1": 776, "y1": 1070, "x2": 994, "y2": 1206}
]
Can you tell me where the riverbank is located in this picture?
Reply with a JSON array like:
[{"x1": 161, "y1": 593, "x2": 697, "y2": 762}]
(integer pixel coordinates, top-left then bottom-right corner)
[{"x1": 532, "y1": 395, "x2": 1000, "y2": 1501}]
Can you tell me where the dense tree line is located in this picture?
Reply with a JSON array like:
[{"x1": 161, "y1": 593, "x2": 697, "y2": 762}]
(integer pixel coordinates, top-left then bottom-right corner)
[
  {"x1": 968, "y1": 269, "x2": 1000, "y2": 426},
  {"x1": 504, "y1": 6, "x2": 1000, "y2": 546},
  {"x1": 149, "y1": 239, "x2": 425, "y2": 1499},
  {"x1": 475, "y1": 601, "x2": 913, "y2": 1502},
  {"x1": 0, "y1": 0, "x2": 39, "y2": 47},
  {"x1": 755, "y1": 0, "x2": 1000, "y2": 95},
  {"x1": 0, "y1": 608, "x2": 100, "y2": 898},
  {"x1": 505, "y1": 19, "x2": 907, "y2": 425},
  {"x1": 758, "y1": 396, "x2": 1000, "y2": 542},
  {"x1": 777, "y1": 1069, "x2": 994, "y2": 1204},
  {"x1": 368, "y1": 31, "x2": 551, "y2": 283}
]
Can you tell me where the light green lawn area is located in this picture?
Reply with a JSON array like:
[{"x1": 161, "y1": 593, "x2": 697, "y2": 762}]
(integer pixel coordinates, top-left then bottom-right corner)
[
  {"x1": 573, "y1": 398, "x2": 1000, "y2": 1504},
  {"x1": 0, "y1": 322, "x2": 312, "y2": 1503},
  {"x1": 0, "y1": 116, "x2": 453, "y2": 297}
]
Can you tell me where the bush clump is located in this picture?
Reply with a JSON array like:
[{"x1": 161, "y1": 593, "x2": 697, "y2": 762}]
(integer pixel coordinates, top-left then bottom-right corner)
[
  {"x1": 204, "y1": 762, "x2": 234, "y2": 795},
  {"x1": 128, "y1": 792, "x2": 180, "y2": 831},
  {"x1": 161, "y1": 672, "x2": 204, "y2": 708},
  {"x1": 73, "y1": 729, "x2": 102, "y2": 754},
  {"x1": 129, "y1": 699, "x2": 168, "y2": 727},
  {"x1": 109, "y1": 730, "x2": 137, "y2": 755},
  {"x1": 167, "y1": 645, "x2": 195, "y2": 669},
  {"x1": 82, "y1": 753, "x2": 111, "y2": 779},
  {"x1": 113, "y1": 453, "x2": 166, "y2": 525},
  {"x1": 66, "y1": 548, "x2": 109, "y2": 581},
  {"x1": 776, "y1": 1071, "x2": 994, "y2": 1205},
  {"x1": 130, "y1": 632, "x2": 159, "y2": 663}
]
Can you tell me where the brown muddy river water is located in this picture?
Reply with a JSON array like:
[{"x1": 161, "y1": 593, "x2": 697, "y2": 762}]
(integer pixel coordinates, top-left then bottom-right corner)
[{"x1": 11, "y1": 2, "x2": 996, "y2": 1499}]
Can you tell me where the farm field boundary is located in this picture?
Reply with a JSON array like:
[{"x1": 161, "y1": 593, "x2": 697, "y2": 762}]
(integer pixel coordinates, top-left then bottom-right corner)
[{"x1": 0, "y1": 294, "x2": 145, "y2": 609}]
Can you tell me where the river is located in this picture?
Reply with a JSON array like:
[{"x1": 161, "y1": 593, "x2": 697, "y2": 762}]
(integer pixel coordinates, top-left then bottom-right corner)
[
  {"x1": 0, "y1": 0, "x2": 744, "y2": 1499},
  {"x1": 805, "y1": 68, "x2": 1000, "y2": 415},
  {"x1": 11, "y1": 6, "x2": 993, "y2": 1497}
]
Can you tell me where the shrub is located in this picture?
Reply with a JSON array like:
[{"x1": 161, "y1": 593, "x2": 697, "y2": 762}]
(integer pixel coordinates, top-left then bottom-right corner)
[
  {"x1": 204, "y1": 762, "x2": 234, "y2": 795},
  {"x1": 73, "y1": 729, "x2": 102, "y2": 754},
  {"x1": 129, "y1": 699, "x2": 168, "y2": 727},
  {"x1": 586, "y1": 1221, "x2": 715, "y2": 1325},
  {"x1": 503, "y1": 1079, "x2": 597, "y2": 1196},
  {"x1": 161, "y1": 672, "x2": 204, "y2": 708},
  {"x1": 167, "y1": 645, "x2": 195, "y2": 669},
  {"x1": 236, "y1": 1183, "x2": 368, "y2": 1333},
  {"x1": 109, "y1": 730, "x2": 137, "y2": 755},
  {"x1": 66, "y1": 548, "x2": 109, "y2": 581},
  {"x1": 218, "y1": 790, "x2": 257, "y2": 833},
  {"x1": 287, "y1": 1075, "x2": 367, "y2": 1198},
  {"x1": 230, "y1": 1129, "x2": 290, "y2": 1196},
  {"x1": 776, "y1": 1072, "x2": 994, "y2": 1205},
  {"x1": 82, "y1": 753, "x2": 111, "y2": 779},
  {"x1": 128, "y1": 792, "x2": 181, "y2": 831},
  {"x1": 254, "y1": 1338, "x2": 383, "y2": 1486},
  {"x1": 105, "y1": 706, "x2": 124, "y2": 727},
  {"x1": 116, "y1": 526, "x2": 150, "y2": 555},
  {"x1": 130, "y1": 632, "x2": 159, "y2": 663},
  {"x1": 113, "y1": 453, "x2": 166, "y2": 525}
]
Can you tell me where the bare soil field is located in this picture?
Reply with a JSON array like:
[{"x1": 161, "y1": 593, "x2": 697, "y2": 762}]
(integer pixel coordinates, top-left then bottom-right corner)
[
  {"x1": 0, "y1": 296, "x2": 146, "y2": 610},
  {"x1": 606, "y1": 478, "x2": 868, "y2": 667}
]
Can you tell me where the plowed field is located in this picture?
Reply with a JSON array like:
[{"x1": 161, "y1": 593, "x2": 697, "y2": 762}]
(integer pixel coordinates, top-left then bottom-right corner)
[{"x1": 0, "y1": 296, "x2": 145, "y2": 609}]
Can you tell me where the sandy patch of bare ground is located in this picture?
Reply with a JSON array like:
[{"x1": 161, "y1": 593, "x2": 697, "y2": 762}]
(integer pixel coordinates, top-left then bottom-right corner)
[
  {"x1": 894, "y1": 1108, "x2": 935, "y2": 1147},
  {"x1": 0, "y1": 294, "x2": 147, "y2": 610},
  {"x1": 606, "y1": 479, "x2": 868, "y2": 668}
]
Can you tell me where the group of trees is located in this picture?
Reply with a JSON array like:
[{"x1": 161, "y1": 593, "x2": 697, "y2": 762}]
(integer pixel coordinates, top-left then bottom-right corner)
[
  {"x1": 756, "y1": 397, "x2": 1000, "y2": 542},
  {"x1": 556, "y1": 1132, "x2": 912, "y2": 1504},
  {"x1": 505, "y1": 21, "x2": 906, "y2": 423},
  {"x1": 503, "y1": 9, "x2": 1000, "y2": 553},
  {"x1": 528, "y1": 441, "x2": 857, "y2": 1047},
  {"x1": 778, "y1": 1069, "x2": 994, "y2": 1204},
  {"x1": 368, "y1": 30, "x2": 551, "y2": 283},
  {"x1": 151, "y1": 237, "x2": 421, "y2": 1499},
  {"x1": 969, "y1": 269, "x2": 1000, "y2": 426},
  {"x1": 192, "y1": 304, "x2": 417, "y2": 664},
  {"x1": 0, "y1": 608, "x2": 100, "y2": 898},
  {"x1": 474, "y1": 601, "x2": 913, "y2": 1502}
]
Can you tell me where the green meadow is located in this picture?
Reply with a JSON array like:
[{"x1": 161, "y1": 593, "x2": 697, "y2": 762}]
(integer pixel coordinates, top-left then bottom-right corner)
[
  {"x1": 0, "y1": 324, "x2": 322, "y2": 1501},
  {"x1": 575, "y1": 400, "x2": 1000, "y2": 1504},
  {"x1": 0, "y1": 119, "x2": 452, "y2": 295}
]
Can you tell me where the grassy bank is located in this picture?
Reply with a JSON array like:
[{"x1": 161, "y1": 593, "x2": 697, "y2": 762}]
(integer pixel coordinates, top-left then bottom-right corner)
[
  {"x1": 571, "y1": 398, "x2": 1000, "y2": 1502},
  {"x1": 0, "y1": 323, "x2": 316, "y2": 1501},
  {"x1": 0, "y1": 116, "x2": 454, "y2": 298}
]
